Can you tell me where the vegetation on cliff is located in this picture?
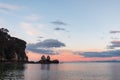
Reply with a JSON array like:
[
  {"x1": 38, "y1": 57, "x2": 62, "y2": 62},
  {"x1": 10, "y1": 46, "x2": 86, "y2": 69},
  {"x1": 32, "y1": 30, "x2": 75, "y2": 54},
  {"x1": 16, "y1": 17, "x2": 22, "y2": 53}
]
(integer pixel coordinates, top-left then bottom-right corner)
[{"x1": 0, "y1": 28, "x2": 28, "y2": 62}]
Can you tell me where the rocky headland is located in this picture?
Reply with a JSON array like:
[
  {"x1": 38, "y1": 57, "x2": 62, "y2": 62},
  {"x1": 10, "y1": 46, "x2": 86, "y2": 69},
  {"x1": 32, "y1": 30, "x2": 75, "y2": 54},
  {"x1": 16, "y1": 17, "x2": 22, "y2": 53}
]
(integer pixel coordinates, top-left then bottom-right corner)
[{"x1": 0, "y1": 28, "x2": 59, "y2": 64}]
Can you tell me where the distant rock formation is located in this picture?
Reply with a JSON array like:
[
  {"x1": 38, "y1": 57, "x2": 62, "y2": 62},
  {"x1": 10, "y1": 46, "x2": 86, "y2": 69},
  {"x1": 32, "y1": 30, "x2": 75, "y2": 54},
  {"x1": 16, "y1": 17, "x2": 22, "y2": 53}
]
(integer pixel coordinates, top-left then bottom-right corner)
[
  {"x1": 38, "y1": 55, "x2": 59, "y2": 64},
  {"x1": 0, "y1": 28, "x2": 28, "y2": 62}
]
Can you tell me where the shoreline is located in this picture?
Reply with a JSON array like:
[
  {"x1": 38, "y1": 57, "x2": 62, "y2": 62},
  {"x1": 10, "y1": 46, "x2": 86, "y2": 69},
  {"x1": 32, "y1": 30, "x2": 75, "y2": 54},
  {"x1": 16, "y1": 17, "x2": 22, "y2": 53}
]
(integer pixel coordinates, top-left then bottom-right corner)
[
  {"x1": 0, "y1": 61, "x2": 59, "y2": 64},
  {"x1": 0, "y1": 61, "x2": 120, "y2": 65}
]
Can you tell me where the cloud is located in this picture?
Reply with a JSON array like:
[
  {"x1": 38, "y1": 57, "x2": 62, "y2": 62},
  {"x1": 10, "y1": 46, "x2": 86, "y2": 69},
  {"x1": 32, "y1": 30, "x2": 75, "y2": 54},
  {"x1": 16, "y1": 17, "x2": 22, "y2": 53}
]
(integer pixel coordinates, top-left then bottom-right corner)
[
  {"x1": 20, "y1": 22, "x2": 38, "y2": 36},
  {"x1": 108, "y1": 30, "x2": 120, "y2": 49},
  {"x1": 24, "y1": 14, "x2": 40, "y2": 22},
  {"x1": 0, "y1": 3, "x2": 20, "y2": 12},
  {"x1": 38, "y1": 36, "x2": 44, "y2": 38},
  {"x1": 37, "y1": 36, "x2": 44, "y2": 41},
  {"x1": 54, "y1": 27, "x2": 66, "y2": 31},
  {"x1": 27, "y1": 39, "x2": 65, "y2": 48},
  {"x1": 110, "y1": 30, "x2": 120, "y2": 34},
  {"x1": 26, "y1": 48, "x2": 56, "y2": 55},
  {"x1": 111, "y1": 40, "x2": 120, "y2": 45},
  {"x1": 26, "y1": 39, "x2": 65, "y2": 54},
  {"x1": 75, "y1": 50, "x2": 120, "y2": 57},
  {"x1": 108, "y1": 40, "x2": 120, "y2": 49},
  {"x1": 51, "y1": 20, "x2": 67, "y2": 26},
  {"x1": 20, "y1": 22, "x2": 41, "y2": 36}
]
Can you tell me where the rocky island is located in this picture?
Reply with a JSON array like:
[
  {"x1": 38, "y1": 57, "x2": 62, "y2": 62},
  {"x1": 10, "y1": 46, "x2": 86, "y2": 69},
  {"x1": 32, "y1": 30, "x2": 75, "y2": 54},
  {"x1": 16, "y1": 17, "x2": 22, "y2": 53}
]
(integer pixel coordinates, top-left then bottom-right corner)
[{"x1": 38, "y1": 55, "x2": 59, "y2": 64}]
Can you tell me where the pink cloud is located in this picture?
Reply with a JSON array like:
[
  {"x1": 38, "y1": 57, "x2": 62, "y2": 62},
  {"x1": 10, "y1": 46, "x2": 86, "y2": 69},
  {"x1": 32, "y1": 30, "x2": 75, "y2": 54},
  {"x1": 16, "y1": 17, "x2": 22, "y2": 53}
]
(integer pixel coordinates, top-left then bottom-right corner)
[{"x1": 20, "y1": 22, "x2": 40, "y2": 36}]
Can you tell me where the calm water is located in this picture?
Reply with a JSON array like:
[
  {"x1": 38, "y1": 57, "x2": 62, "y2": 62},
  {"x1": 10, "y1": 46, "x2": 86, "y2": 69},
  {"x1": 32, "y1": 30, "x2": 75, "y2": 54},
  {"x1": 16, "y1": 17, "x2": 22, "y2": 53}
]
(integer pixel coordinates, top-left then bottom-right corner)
[{"x1": 0, "y1": 63, "x2": 120, "y2": 80}]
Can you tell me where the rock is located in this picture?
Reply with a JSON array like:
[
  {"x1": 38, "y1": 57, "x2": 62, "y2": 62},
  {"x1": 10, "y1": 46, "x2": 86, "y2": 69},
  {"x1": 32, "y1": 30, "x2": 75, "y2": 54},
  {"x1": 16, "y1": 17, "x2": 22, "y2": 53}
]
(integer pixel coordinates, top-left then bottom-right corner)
[{"x1": 0, "y1": 28, "x2": 28, "y2": 62}]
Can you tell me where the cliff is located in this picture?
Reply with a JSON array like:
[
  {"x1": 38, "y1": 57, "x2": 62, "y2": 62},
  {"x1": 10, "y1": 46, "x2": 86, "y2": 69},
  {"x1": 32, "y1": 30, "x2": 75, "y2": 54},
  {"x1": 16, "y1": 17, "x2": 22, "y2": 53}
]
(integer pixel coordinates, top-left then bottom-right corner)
[{"x1": 0, "y1": 28, "x2": 28, "y2": 62}]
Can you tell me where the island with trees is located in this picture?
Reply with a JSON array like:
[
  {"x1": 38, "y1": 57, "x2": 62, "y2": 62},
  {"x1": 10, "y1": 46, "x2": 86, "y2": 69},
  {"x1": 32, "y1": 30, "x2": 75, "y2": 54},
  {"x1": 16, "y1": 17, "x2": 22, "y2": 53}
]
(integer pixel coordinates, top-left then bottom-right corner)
[{"x1": 38, "y1": 55, "x2": 59, "y2": 64}]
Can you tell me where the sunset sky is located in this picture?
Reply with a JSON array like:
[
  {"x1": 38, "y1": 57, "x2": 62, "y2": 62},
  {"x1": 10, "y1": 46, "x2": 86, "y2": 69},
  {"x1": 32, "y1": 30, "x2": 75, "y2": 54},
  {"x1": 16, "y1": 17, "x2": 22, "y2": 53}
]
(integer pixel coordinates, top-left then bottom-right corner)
[{"x1": 0, "y1": 0, "x2": 120, "y2": 62}]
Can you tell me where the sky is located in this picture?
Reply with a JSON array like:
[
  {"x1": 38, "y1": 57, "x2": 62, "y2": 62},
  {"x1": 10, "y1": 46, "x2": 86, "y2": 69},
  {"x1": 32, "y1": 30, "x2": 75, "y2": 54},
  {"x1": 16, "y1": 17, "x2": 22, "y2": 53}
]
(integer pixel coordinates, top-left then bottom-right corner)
[{"x1": 0, "y1": 0, "x2": 120, "y2": 62}]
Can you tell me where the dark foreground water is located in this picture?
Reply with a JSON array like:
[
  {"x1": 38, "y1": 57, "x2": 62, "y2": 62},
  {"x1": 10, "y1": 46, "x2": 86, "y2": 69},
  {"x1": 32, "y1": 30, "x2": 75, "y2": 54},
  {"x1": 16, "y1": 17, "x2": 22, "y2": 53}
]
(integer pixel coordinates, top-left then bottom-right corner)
[{"x1": 0, "y1": 62, "x2": 120, "y2": 80}]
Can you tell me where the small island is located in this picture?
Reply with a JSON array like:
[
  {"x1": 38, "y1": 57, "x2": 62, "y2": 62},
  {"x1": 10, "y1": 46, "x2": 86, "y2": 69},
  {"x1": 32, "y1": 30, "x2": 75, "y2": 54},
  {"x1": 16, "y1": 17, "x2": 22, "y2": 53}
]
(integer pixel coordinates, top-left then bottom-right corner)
[{"x1": 38, "y1": 55, "x2": 59, "y2": 64}]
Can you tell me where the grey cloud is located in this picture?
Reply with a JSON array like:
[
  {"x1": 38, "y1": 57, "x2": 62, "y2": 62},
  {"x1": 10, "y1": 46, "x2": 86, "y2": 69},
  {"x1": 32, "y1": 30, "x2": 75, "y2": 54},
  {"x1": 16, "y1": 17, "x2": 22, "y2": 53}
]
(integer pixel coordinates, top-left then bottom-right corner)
[
  {"x1": 35, "y1": 39, "x2": 65, "y2": 48},
  {"x1": 54, "y1": 27, "x2": 65, "y2": 31},
  {"x1": 38, "y1": 36, "x2": 44, "y2": 38},
  {"x1": 0, "y1": 3, "x2": 20, "y2": 12},
  {"x1": 108, "y1": 40, "x2": 120, "y2": 49},
  {"x1": 37, "y1": 36, "x2": 44, "y2": 41},
  {"x1": 75, "y1": 50, "x2": 120, "y2": 57},
  {"x1": 26, "y1": 48, "x2": 57, "y2": 55},
  {"x1": 110, "y1": 30, "x2": 120, "y2": 34},
  {"x1": 51, "y1": 20, "x2": 67, "y2": 26},
  {"x1": 26, "y1": 39, "x2": 65, "y2": 54},
  {"x1": 0, "y1": 7, "x2": 10, "y2": 11},
  {"x1": 111, "y1": 41, "x2": 120, "y2": 44}
]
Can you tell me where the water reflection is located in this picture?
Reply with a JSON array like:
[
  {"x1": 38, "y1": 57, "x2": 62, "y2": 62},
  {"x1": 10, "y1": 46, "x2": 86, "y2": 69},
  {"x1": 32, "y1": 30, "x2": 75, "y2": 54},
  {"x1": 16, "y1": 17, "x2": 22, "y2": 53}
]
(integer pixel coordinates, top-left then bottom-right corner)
[
  {"x1": 41, "y1": 64, "x2": 50, "y2": 70},
  {"x1": 40, "y1": 64, "x2": 50, "y2": 80},
  {"x1": 0, "y1": 63, "x2": 120, "y2": 80},
  {"x1": 0, "y1": 63, "x2": 25, "y2": 80},
  {"x1": 24, "y1": 64, "x2": 59, "y2": 80},
  {"x1": 110, "y1": 63, "x2": 120, "y2": 80}
]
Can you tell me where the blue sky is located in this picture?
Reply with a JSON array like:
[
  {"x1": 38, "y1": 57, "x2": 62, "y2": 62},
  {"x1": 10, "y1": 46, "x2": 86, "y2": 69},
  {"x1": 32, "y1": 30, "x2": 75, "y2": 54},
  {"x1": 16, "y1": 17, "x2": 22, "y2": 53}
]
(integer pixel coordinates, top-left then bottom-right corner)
[{"x1": 0, "y1": 0, "x2": 120, "y2": 52}]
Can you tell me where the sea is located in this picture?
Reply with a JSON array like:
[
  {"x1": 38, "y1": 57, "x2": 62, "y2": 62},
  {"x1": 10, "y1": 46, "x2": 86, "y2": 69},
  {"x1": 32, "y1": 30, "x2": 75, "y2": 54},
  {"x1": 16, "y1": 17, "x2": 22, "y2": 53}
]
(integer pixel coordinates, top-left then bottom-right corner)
[{"x1": 0, "y1": 62, "x2": 120, "y2": 80}]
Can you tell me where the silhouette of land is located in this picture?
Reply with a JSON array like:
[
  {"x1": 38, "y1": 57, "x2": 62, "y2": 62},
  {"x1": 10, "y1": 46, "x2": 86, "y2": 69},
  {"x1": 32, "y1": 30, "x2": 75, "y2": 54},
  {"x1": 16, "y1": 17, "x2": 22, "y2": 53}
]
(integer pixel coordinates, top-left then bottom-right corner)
[
  {"x1": 0, "y1": 28, "x2": 28, "y2": 62},
  {"x1": 38, "y1": 55, "x2": 59, "y2": 64},
  {"x1": 0, "y1": 28, "x2": 59, "y2": 64}
]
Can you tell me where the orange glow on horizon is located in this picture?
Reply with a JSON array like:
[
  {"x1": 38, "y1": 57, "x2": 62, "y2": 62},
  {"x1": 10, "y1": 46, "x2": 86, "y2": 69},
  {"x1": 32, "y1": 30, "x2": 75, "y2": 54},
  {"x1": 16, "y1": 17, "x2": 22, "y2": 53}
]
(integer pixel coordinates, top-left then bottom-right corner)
[{"x1": 26, "y1": 50, "x2": 120, "y2": 62}]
